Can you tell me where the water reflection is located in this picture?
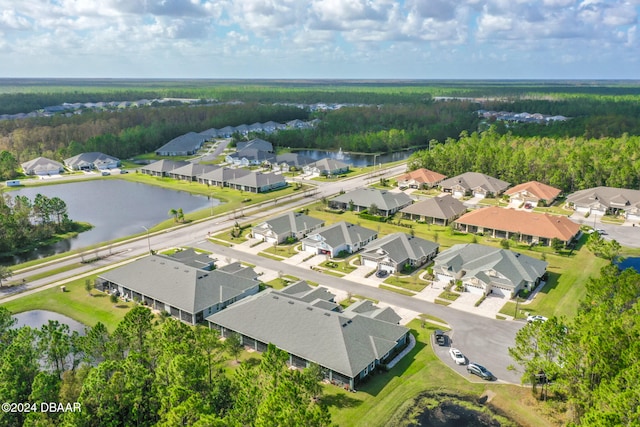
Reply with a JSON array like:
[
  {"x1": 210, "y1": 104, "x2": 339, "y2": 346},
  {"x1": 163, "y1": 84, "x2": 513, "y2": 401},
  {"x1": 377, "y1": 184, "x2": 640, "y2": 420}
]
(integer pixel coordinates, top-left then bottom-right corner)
[{"x1": 13, "y1": 310, "x2": 86, "y2": 334}]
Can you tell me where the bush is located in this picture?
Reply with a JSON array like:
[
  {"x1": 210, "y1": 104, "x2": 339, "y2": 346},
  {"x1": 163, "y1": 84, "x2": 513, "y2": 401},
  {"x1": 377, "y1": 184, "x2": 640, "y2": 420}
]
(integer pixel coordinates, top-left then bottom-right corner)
[{"x1": 359, "y1": 212, "x2": 387, "y2": 222}]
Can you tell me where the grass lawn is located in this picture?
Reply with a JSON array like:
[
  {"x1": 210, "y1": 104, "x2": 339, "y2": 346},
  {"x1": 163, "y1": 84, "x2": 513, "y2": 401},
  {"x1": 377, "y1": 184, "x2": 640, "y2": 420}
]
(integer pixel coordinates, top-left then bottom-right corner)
[
  {"x1": 212, "y1": 229, "x2": 249, "y2": 244},
  {"x1": 438, "y1": 290, "x2": 461, "y2": 301},
  {"x1": 378, "y1": 284, "x2": 415, "y2": 296},
  {"x1": 319, "y1": 260, "x2": 357, "y2": 274},
  {"x1": 262, "y1": 244, "x2": 298, "y2": 258},
  {"x1": 383, "y1": 274, "x2": 428, "y2": 292},
  {"x1": 257, "y1": 252, "x2": 285, "y2": 261},
  {"x1": 326, "y1": 319, "x2": 560, "y2": 427},
  {"x1": 0, "y1": 274, "x2": 135, "y2": 332}
]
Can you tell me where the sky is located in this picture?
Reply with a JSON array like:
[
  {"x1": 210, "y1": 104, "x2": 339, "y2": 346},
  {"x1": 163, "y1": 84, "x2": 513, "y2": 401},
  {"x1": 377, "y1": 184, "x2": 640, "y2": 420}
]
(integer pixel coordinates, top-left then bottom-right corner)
[{"x1": 0, "y1": 0, "x2": 638, "y2": 80}]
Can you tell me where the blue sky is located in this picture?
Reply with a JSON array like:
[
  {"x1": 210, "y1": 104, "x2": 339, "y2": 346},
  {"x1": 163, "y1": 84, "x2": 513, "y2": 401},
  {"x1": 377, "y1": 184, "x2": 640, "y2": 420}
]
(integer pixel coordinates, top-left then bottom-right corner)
[{"x1": 0, "y1": 0, "x2": 638, "y2": 79}]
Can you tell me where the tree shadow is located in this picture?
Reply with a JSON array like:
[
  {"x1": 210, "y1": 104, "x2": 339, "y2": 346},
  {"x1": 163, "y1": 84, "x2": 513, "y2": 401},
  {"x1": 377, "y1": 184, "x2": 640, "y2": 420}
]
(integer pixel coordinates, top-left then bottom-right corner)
[
  {"x1": 537, "y1": 271, "x2": 560, "y2": 296},
  {"x1": 321, "y1": 391, "x2": 361, "y2": 409}
]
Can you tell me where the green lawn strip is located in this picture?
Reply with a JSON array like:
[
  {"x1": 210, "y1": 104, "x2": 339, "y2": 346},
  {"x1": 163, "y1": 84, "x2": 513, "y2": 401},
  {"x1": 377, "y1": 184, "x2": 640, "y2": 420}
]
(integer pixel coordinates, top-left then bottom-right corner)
[
  {"x1": 383, "y1": 275, "x2": 427, "y2": 292},
  {"x1": 257, "y1": 252, "x2": 286, "y2": 261},
  {"x1": 319, "y1": 260, "x2": 357, "y2": 274},
  {"x1": 438, "y1": 291, "x2": 461, "y2": 301},
  {"x1": 0, "y1": 274, "x2": 134, "y2": 332},
  {"x1": 262, "y1": 245, "x2": 298, "y2": 258},
  {"x1": 418, "y1": 313, "x2": 448, "y2": 325},
  {"x1": 212, "y1": 230, "x2": 248, "y2": 244},
  {"x1": 264, "y1": 278, "x2": 291, "y2": 290},
  {"x1": 434, "y1": 299, "x2": 452, "y2": 306},
  {"x1": 317, "y1": 269, "x2": 345, "y2": 278},
  {"x1": 378, "y1": 284, "x2": 415, "y2": 296},
  {"x1": 327, "y1": 319, "x2": 555, "y2": 427}
]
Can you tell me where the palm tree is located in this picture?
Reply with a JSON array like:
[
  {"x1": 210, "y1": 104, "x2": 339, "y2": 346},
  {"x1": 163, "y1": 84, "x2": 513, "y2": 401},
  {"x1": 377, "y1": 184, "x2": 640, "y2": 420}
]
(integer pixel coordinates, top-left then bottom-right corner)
[
  {"x1": 168, "y1": 208, "x2": 178, "y2": 222},
  {"x1": 177, "y1": 208, "x2": 184, "y2": 223}
]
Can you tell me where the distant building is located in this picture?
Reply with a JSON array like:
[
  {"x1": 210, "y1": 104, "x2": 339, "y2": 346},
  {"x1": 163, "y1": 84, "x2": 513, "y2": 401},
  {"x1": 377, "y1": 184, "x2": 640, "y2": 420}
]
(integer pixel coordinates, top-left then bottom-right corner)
[
  {"x1": 155, "y1": 132, "x2": 206, "y2": 156},
  {"x1": 140, "y1": 160, "x2": 190, "y2": 177},
  {"x1": 21, "y1": 157, "x2": 64, "y2": 176},
  {"x1": 303, "y1": 158, "x2": 349, "y2": 176},
  {"x1": 64, "y1": 152, "x2": 120, "y2": 171},
  {"x1": 396, "y1": 168, "x2": 447, "y2": 189},
  {"x1": 566, "y1": 186, "x2": 640, "y2": 221},
  {"x1": 252, "y1": 212, "x2": 324, "y2": 244},
  {"x1": 400, "y1": 194, "x2": 467, "y2": 225},
  {"x1": 505, "y1": 181, "x2": 561, "y2": 206},
  {"x1": 439, "y1": 172, "x2": 510, "y2": 198},
  {"x1": 329, "y1": 188, "x2": 413, "y2": 217},
  {"x1": 301, "y1": 221, "x2": 377, "y2": 257}
]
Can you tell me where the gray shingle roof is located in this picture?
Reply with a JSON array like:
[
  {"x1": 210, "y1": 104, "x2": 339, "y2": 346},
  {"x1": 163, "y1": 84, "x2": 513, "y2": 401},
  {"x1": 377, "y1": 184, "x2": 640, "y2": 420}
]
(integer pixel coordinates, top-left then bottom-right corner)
[
  {"x1": 439, "y1": 172, "x2": 510, "y2": 194},
  {"x1": 206, "y1": 288, "x2": 408, "y2": 378},
  {"x1": 303, "y1": 221, "x2": 377, "y2": 249},
  {"x1": 99, "y1": 255, "x2": 258, "y2": 314},
  {"x1": 253, "y1": 212, "x2": 324, "y2": 237},
  {"x1": 141, "y1": 159, "x2": 190, "y2": 173},
  {"x1": 198, "y1": 167, "x2": 251, "y2": 183},
  {"x1": 64, "y1": 152, "x2": 120, "y2": 168},
  {"x1": 566, "y1": 186, "x2": 640, "y2": 211},
  {"x1": 306, "y1": 158, "x2": 349, "y2": 172},
  {"x1": 227, "y1": 171, "x2": 286, "y2": 188},
  {"x1": 434, "y1": 244, "x2": 547, "y2": 290},
  {"x1": 331, "y1": 188, "x2": 413, "y2": 212},
  {"x1": 236, "y1": 138, "x2": 273, "y2": 152},
  {"x1": 400, "y1": 194, "x2": 467, "y2": 219},
  {"x1": 360, "y1": 232, "x2": 439, "y2": 265},
  {"x1": 156, "y1": 132, "x2": 205, "y2": 154},
  {"x1": 21, "y1": 157, "x2": 64, "y2": 174}
]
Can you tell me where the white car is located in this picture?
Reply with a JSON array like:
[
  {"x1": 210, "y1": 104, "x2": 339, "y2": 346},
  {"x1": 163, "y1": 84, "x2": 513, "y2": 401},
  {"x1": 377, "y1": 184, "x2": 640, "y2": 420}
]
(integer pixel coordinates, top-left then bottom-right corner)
[
  {"x1": 527, "y1": 315, "x2": 548, "y2": 323},
  {"x1": 449, "y1": 348, "x2": 466, "y2": 365}
]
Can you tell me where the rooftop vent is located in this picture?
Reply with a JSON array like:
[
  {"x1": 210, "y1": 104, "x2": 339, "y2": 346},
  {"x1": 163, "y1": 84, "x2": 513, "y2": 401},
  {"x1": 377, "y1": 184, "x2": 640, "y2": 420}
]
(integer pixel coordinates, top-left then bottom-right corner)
[
  {"x1": 272, "y1": 296, "x2": 279, "y2": 299},
  {"x1": 306, "y1": 307, "x2": 313, "y2": 311},
  {"x1": 324, "y1": 313, "x2": 330, "y2": 316}
]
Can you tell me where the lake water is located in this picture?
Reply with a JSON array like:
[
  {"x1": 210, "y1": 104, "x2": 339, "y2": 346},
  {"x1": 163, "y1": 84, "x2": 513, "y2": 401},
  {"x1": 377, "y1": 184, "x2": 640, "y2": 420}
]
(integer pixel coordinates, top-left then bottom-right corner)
[
  {"x1": 13, "y1": 310, "x2": 86, "y2": 334},
  {"x1": 5, "y1": 179, "x2": 216, "y2": 263},
  {"x1": 295, "y1": 148, "x2": 419, "y2": 167},
  {"x1": 617, "y1": 257, "x2": 640, "y2": 273}
]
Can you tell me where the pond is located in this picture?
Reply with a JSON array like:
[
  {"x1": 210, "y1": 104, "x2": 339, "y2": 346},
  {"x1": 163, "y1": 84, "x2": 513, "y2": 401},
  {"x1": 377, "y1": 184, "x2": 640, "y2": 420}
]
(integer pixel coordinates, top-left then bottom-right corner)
[
  {"x1": 617, "y1": 257, "x2": 640, "y2": 274},
  {"x1": 295, "y1": 148, "x2": 420, "y2": 167},
  {"x1": 13, "y1": 310, "x2": 86, "y2": 334},
  {"x1": 4, "y1": 179, "x2": 217, "y2": 264}
]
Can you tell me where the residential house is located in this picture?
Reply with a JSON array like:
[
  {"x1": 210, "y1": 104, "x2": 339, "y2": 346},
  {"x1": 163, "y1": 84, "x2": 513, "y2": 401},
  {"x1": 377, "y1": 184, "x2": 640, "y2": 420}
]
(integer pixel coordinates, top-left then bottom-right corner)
[
  {"x1": 140, "y1": 159, "x2": 190, "y2": 177},
  {"x1": 433, "y1": 243, "x2": 547, "y2": 297},
  {"x1": 197, "y1": 167, "x2": 251, "y2": 187},
  {"x1": 272, "y1": 153, "x2": 314, "y2": 172},
  {"x1": 303, "y1": 158, "x2": 349, "y2": 176},
  {"x1": 360, "y1": 233, "x2": 439, "y2": 273},
  {"x1": 64, "y1": 152, "x2": 120, "y2": 171},
  {"x1": 96, "y1": 254, "x2": 260, "y2": 325},
  {"x1": 301, "y1": 221, "x2": 377, "y2": 257},
  {"x1": 21, "y1": 157, "x2": 64, "y2": 176},
  {"x1": 439, "y1": 172, "x2": 510, "y2": 198},
  {"x1": 400, "y1": 194, "x2": 467, "y2": 225},
  {"x1": 155, "y1": 132, "x2": 206, "y2": 156},
  {"x1": 226, "y1": 149, "x2": 276, "y2": 167},
  {"x1": 252, "y1": 212, "x2": 325, "y2": 244},
  {"x1": 206, "y1": 287, "x2": 410, "y2": 390},
  {"x1": 226, "y1": 171, "x2": 287, "y2": 193},
  {"x1": 566, "y1": 186, "x2": 640, "y2": 221},
  {"x1": 505, "y1": 181, "x2": 561, "y2": 207},
  {"x1": 167, "y1": 163, "x2": 218, "y2": 181},
  {"x1": 396, "y1": 168, "x2": 447, "y2": 189},
  {"x1": 329, "y1": 188, "x2": 413, "y2": 217},
  {"x1": 169, "y1": 248, "x2": 215, "y2": 270},
  {"x1": 454, "y1": 206, "x2": 581, "y2": 246}
]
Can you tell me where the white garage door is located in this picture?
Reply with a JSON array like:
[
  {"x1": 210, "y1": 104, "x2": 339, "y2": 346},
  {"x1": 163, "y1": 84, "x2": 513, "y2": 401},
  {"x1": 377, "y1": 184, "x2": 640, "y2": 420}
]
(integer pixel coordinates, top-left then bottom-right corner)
[
  {"x1": 453, "y1": 191, "x2": 465, "y2": 198},
  {"x1": 363, "y1": 259, "x2": 378, "y2": 269},
  {"x1": 472, "y1": 191, "x2": 486, "y2": 199},
  {"x1": 437, "y1": 273, "x2": 453, "y2": 283},
  {"x1": 490, "y1": 287, "x2": 508, "y2": 297},
  {"x1": 465, "y1": 284, "x2": 484, "y2": 295},
  {"x1": 627, "y1": 213, "x2": 640, "y2": 221}
]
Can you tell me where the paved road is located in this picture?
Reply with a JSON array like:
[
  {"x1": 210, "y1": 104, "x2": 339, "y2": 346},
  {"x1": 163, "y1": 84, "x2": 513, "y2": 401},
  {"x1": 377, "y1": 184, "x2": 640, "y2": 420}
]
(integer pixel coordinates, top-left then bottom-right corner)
[{"x1": 569, "y1": 214, "x2": 640, "y2": 248}]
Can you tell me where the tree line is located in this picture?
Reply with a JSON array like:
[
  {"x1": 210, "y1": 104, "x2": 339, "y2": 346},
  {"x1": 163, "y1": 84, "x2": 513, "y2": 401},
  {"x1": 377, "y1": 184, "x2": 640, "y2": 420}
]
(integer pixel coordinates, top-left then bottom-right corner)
[
  {"x1": 0, "y1": 306, "x2": 331, "y2": 426},
  {"x1": 509, "y1": 265, "x2": 640, "y2": 425},
  {"x1": 408, "y1": 127, "x2": 640, "y2": 193},
  {"x1": 0, "y1": 192, "x2": 78, "y2": 257}
]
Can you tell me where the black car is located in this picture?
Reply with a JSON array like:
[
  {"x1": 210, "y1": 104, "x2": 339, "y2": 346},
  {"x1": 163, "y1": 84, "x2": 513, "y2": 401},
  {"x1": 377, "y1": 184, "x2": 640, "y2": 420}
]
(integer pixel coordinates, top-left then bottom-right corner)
[
  {"x1": 375, "y1": 270, "x2": 388, "y2": 278},
  {"x1": 467, "y1": 363, "x2": 495, "y2": 381},
  {"x1": 433, "y1": 330, "x2": 447, "y2": 346}
]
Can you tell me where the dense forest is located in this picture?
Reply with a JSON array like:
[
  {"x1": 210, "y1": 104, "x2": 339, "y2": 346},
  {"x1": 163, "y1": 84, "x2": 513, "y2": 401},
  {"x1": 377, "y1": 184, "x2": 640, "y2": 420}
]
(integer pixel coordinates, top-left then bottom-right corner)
[
  {"x1": 509, "y1": 265, "x2": 640, "y2": 426},
  {"x1": 408, "y1": 128, "x2": 640, "y2": 193},
  {"x1": 0, "y1": 306, "x2": 331, "y2": 427},
  {"x1": 0, "y1": 192, "x2": 79, "y2": 257}
]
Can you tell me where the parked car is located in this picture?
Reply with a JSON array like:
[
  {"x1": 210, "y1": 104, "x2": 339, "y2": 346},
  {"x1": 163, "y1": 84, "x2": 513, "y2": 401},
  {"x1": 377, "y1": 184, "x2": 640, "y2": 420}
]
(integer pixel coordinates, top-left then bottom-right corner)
[
  {"x1": 467, "y1": 363, "x2": 495, "y2": 380},
  {"x1": 595, "y1": 228, "x2": 607, "y2": 235},
  {"x1": 527, "y1": 315, "x2": 548, "y2": 323},
  {"x1": 449, "y1": 348, "x2": 466, "y2": 365},
  {"x1": 375, "y1": 270, "x2": 388, "y2": 278},
  {"x1": 101, "y1": 170, "x2": 111, "y2": 176},
  {"x1": 524, "y1": 203, "x2": 533, "y2": 209},
  {"x1": 433, "y1": 330, "x2": 447, "y2": 346}
]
